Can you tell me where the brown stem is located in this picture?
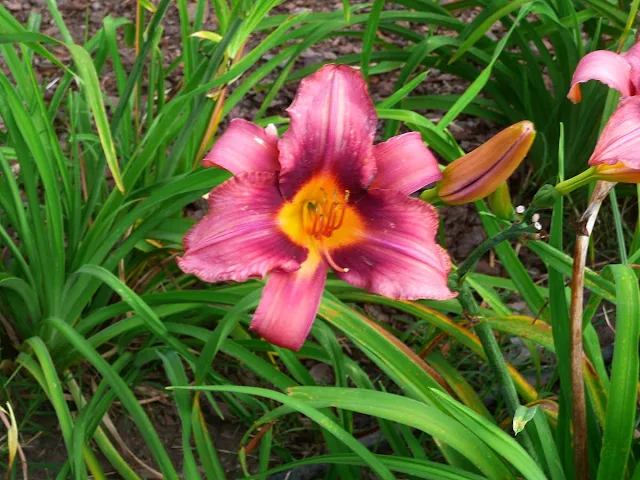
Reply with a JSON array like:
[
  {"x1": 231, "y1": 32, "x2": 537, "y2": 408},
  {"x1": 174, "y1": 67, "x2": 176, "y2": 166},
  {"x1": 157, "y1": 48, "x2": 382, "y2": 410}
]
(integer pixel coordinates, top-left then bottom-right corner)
[{"x1": 570, "y1": 180, "x2": 615, "y2": 480}]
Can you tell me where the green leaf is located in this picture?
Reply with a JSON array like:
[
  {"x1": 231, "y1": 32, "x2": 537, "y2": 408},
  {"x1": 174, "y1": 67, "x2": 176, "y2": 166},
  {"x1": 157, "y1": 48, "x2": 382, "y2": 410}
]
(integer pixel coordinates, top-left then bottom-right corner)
[
  {"x1": 158, "y1": 351, "x2": 201, "y2": 480},
  {"x1": 377, "y1": 71, "x2": 428, "y2": 109},
  {"x1": 513, "y1": 405, "x2": 538, "y2": 436},
  {"x1": 0, "y1": 274, "x2": 41, "y2": 322},
  {"x1": 67, "y1": 44, "x2": 125, "y2": 193},
  {"x1": 46, "y1": 318, "x2": 180, "y2": 479},
  {"x1": 361, "y1": 0, "x2": 385, "y2": 81},
  {"x1": 332, "y1": 293, "x2": 538, "y2": 403},
  {"x1": 171, "y1": 385, "x2": 396, "y2": 480},
  {"x1": 450, "y1": 0, "x2": 533, "y2": 63},
  {"x1": 21, "y1": 338, "x2": 79, "y2": 473},
  {"x1": 439, "y1": 4, "x2": 531, "y2": 129},
  {"x1": 138, "y1": 0, "x2": 157, "y2": 13},
  {"x1": 241, "y1": 453, "x2": 487, "y2": 480},
  {"x1": 597, "y1": 265, "x2": 640, "y2": 480},
  {"x1": 342, "y1": 0, "x2": 351, "y2": 25},
  {"x1": 190, "y1": 30, "x2": 223, "y2": 42},
  {"x1": 287, "y1": 387, "x2": 515, "y2": 479},
  {"x1": 194, "y1": 289, "x2": 262, "y2": 384},
  {"x1": 432, "y1": 391, "x2": 547, "y2": 480},
  {"x1": 532, "y1": 407, "x2": 567, "y2": 480}
]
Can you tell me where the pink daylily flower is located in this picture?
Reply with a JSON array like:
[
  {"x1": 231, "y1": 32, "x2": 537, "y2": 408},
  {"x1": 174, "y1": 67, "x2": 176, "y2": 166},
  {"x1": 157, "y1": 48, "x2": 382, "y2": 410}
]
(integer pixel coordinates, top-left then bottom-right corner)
[
  {"x1": 588, "y1": 96, "x2": 640, "y2": 181},
  {"x1": 178, "y1": 64, "x2": 455, "y2": 351},
  {"x1": 568, "y1": 42, "x2": 640, "y2": 103}
]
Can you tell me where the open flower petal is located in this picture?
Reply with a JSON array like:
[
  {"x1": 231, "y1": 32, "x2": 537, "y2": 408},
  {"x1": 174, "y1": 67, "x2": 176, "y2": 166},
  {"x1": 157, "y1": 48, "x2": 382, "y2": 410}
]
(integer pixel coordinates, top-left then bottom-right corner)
[
  {"x1": 251, "y1": 255, "x2": 328, "y2": 351},
  {"x1": 589, "y1": 96, "x2": 640, "y2": 169},
  {"x1": 594, "y1": 162, "x2": 640, "y2": 183},
  {"x1": 177, "y1": 172, "x2": 307, "y2": 283},
  {"x1": 330, "y1": 190, "x2": 455, "y2": 300},
  {"x1": 623, "y1": 42, "x2": 640, "y2": 92},
  {"x1": 202, "y1": 119, "x2": 280, "y2": 174},
  {"x1": 371, "y1": 132, "x2": 442, "y2": 194},
  {"x1": 568, "y1": 50, "x2": 634, "y2": 103},
  {"x1": 278, "y1": 64, "x2": 377, "y2": 200}
]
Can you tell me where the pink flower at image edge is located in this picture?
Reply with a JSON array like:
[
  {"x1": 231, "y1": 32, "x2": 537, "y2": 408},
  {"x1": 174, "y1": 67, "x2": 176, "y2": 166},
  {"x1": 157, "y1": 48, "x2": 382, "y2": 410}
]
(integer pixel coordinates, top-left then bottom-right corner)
[{"x1": 568, "y1": 42, "x2": 640, "y2": 103}]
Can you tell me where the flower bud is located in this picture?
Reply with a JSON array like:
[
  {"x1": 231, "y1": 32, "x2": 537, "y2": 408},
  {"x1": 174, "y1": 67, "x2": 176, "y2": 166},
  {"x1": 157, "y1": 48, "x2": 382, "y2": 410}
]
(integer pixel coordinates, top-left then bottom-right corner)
[
  {"x1": 594, "y1": 162, "x2": 640, "y2": 183},
  {"x1": 437, "y1": 121, "x2": 536, "y2": 205},
  {"x1": 487, "y1": 182, "x2": 514, "y2": 220},
  {"x1": 531, "y1": 184, "x2": 561, "y2": 209}
]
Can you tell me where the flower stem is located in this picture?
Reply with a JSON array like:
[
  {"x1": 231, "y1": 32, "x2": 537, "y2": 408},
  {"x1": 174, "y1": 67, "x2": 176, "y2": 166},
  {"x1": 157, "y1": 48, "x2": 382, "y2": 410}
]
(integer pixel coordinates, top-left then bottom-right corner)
[
  {"x1": 456, "y1": 222, "x2": 537, "y2": 282},
  {"x1": 450, "y1": 217, "x2": 544, "y2": 463},
  {"x1": 569, "y1": 180, "x2": 614, "y2": 480},
  {"x1": 555, "y1": 167, "x2": 597, "y2": 196},
  {"x1": 454, "y1": 282, "x2": 540, "y2": 463}
]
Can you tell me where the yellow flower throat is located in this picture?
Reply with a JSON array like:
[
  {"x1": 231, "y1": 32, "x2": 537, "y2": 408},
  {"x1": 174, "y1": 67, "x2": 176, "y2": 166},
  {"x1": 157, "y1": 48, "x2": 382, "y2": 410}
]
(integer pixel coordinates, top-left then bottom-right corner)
[{"x1": 277, "y1": 175, "x2": 364, "y2": 271}]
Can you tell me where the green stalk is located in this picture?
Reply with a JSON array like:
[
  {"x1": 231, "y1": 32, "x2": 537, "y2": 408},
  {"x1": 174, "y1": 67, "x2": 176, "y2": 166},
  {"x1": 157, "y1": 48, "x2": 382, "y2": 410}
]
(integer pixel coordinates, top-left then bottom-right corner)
[
  {"x1": 454, "y1": 282, "x2": 540, "y2": 464},
  {"x1": 554, "y1": 167, "x2": 597, "y2": 196},
  {"x1": 456, "y1": 222, "x2": 537, "y2": 281},
  {"x1": 450, "y1": 213, "x2": 542, "y2": 464}
]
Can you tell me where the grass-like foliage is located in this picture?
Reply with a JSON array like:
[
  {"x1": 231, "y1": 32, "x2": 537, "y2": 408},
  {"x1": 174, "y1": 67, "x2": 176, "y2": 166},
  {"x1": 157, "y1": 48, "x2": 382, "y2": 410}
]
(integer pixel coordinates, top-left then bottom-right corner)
[{"x1": 0, "y1": 0, "x2": 639, "y2": 479}]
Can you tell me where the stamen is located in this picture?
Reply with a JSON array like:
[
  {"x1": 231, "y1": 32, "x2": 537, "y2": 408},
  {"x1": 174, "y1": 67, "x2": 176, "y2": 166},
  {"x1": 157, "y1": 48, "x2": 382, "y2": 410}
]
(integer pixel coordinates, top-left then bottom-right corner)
[
  {"x1": 333, "y1": 203, "x2": 347, "y2": 230},
  {"x1": 316, "y1": 214, "x2": 325, "y2": 236},
  {"x1": 324, "y1": 203, "x2": 341, "y2": 235},
  {"x1": 319, "y1": 188, "x2": 328, "y2": 205},
  {"x1": 320, "y1": 240, "x2": 349, "y2": 273},
  {"x1": 303, "y1": 188, "x2": 351, "y2": 239}
]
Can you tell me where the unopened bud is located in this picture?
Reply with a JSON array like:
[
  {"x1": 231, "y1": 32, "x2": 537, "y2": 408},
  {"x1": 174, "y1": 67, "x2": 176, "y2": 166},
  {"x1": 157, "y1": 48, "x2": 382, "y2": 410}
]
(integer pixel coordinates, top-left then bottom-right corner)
[
  {"x1": 437, "y1": 121, "x2": 536, "y2": 205},
  {"x1": 531, "y1": 184, "x2": 560, "y2": 209}
]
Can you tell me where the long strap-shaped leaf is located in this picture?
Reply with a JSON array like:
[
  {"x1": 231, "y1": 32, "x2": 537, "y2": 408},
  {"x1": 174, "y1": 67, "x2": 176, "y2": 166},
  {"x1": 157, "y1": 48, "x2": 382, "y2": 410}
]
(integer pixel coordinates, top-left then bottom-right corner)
[
  {"x1": 45, "y1": 318, "x2": 180, "y2": 480},
  {"x1": 331, "y1": 293, "x2": 538, "y2": 403},
  {"x1": 285, "y1": 386, "x2": 515, "y2": 479},
  {"x1": 173, "y1": 385, "x2": 396, "y2": 480},
  {"x1": 596, "y1": 265, "x2": 640, "y2": 480}
]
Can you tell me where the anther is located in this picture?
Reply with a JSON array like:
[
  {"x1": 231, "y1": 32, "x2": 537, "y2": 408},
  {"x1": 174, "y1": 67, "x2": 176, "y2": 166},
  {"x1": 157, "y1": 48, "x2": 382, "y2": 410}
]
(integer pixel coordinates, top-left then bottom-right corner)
[
  {"x1": 516, "y1": 205, "x2": 526, "y2": 214},
  {"x1": 532, "y1": 213, "x2": 540, "y2": 222}
]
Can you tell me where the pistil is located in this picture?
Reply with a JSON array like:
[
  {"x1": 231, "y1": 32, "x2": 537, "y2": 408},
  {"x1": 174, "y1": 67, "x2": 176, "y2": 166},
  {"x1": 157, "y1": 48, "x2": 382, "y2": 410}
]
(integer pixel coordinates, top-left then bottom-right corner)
[{"x1": 320, "y1": 240, "x2": 349, "y2": 273}]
